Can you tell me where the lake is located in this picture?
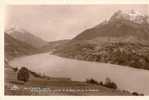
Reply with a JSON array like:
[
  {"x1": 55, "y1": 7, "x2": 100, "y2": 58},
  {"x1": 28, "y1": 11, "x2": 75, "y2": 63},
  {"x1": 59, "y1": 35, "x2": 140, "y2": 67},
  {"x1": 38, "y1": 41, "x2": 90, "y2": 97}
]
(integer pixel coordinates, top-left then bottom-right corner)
[{"x1": 9, "y1": 53, "x2": 149, "y2": 95}]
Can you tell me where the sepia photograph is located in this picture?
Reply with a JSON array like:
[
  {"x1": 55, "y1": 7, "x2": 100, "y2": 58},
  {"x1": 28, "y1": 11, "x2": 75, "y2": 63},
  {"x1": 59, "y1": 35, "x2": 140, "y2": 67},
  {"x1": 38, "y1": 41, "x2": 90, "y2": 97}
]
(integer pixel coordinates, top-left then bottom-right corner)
[{"x1": 4, "y1": 4, "x2": 149, "y2": 96}]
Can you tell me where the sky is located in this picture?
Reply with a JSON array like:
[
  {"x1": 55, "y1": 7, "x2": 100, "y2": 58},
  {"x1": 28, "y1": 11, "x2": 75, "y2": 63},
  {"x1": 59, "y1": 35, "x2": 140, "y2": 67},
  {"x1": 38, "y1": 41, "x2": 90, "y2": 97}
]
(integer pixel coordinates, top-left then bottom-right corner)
[{"x1": 5, "y1": 5, "x2": 149, "y2": 41}]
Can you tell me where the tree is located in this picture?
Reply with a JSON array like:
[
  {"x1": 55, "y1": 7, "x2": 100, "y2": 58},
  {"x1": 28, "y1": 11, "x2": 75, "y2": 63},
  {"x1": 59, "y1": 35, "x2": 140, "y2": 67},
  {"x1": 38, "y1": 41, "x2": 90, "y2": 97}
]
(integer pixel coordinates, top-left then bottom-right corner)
[
  {"x1": 99, "y1": 81, "x2": 103, "y2": 86},
  {"x1": 17, "y1": 67, "x2": 30, "y2": 82}
]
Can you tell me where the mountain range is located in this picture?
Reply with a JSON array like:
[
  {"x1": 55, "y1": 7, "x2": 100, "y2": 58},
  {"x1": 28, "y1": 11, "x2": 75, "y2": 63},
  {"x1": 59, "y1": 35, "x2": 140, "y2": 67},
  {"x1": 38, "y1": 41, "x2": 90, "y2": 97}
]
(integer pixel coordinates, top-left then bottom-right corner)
[
  {"x1": 4, "y1": 30, "x2": 69, "y2": 60},
  {"x1": 73, "y1": 10, "x2": 149, "y2": 41},
  {"x1": 53, "y1": 10, "x2": 149, "y2": 70}
]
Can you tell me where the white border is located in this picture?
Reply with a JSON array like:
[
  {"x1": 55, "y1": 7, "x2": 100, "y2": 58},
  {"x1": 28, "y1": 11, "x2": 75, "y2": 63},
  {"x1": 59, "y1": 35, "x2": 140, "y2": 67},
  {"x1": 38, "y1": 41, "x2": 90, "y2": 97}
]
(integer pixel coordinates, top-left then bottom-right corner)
[
  {"x1": 3, "y1": 0, "x2": 149, "y2": 4},
  {"x1": 1, "y1": 0, "x2": 149, "y2": 100}
]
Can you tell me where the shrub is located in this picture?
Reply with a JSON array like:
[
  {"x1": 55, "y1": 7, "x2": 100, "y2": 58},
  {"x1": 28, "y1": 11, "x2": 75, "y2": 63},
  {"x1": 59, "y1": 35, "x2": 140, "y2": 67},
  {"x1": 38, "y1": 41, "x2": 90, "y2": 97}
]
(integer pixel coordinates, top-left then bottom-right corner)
[
  {"x1": 12, "y1": 67, "x2": 18, "y2": 72},
  {"x1": 99, "y1": 81, "x2": 103, "y2": 86},
  {"x1": 103, "y1": 78, "x2": 117, "y2": 89},
  {"x1": 132, "y1": 92, "x2": 139, "y2": 96},
  {"x1": 17, "y1": 67, "x2": 30, "y2": 82},
  {"x1": 85, "y1": 78, "x2": 118, "y2": 89},
  {"x1": 132, "y1": 92, "x2": 144, "y2": 96},
  {"x1": 86, "y1": 78, "x2": 99, "y2": 85},
  {"x1": 104, "y1": 82, "x2": 117, "y2": 89}
]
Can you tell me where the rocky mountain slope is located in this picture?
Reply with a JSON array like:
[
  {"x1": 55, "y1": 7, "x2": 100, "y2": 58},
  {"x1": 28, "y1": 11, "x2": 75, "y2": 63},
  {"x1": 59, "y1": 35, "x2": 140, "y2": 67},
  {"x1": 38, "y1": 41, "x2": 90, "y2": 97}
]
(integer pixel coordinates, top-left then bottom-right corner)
[{"x1": 73, "y1": 10, "x2": 149, "y2": 41}]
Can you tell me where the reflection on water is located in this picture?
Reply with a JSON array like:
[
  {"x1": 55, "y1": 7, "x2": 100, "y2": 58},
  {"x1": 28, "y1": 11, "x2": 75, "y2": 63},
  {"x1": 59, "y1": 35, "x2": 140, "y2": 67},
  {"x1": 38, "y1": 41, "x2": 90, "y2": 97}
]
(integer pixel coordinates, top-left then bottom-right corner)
[{"x1": 9, "y1": 53, "x2": 149, "y2": 94}]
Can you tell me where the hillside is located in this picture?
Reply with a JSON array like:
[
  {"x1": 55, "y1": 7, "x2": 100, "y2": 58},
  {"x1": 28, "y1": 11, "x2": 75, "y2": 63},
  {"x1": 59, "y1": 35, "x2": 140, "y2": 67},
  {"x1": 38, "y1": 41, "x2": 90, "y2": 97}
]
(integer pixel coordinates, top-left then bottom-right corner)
[
  {"x1": 7, "y1": 28, "x2": 47, "y2": 48},
  {"x1": 39, "y1": 39, "x2": 70, "y2": 53},
  {"x1": 54, "y1": 38, "x2": 149, "y2": 70},
  {"x1": 53, "y1": 10, "x2": 149, "y2": 70},
  {"x1": 4, "y1": 33, "x2": 37, "y2": 60}
]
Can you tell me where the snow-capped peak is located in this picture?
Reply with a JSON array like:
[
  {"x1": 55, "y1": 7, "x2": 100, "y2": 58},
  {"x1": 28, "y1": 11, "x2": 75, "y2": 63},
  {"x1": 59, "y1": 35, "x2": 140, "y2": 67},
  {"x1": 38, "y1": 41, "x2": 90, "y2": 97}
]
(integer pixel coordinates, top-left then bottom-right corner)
[
  {"x1": 128, "y1": 10, "x2": 143, "y2": 17},
  {"x1": 110, "y1": 10, "x2": 149, "y2": 24},
  {"x1": 128, "y1": 10, "x2": 142, "y2": 18}
]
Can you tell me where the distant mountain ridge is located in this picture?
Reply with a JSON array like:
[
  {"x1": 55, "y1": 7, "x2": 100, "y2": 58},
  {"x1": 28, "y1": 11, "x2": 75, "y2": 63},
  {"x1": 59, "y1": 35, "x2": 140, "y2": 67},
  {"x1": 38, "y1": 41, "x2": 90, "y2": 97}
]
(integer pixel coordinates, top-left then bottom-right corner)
[
  {"x1": 39, "y1": 40, "x2": 70, "y2": 53},
  {"x1": 5, "y1": 33, "x2": 37, "y2": 60},
  {"x1": 7, "y1": 28, "x2": 48, "y2": 48}
]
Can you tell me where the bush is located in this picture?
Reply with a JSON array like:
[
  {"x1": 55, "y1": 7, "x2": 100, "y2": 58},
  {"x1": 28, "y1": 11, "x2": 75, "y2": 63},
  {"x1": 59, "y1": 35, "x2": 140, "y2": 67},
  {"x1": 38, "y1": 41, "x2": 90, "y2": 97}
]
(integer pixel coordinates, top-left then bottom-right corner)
[
  {"x1": 132, "y1": 92, "x2": 139, "y2": 96},
  {"x1": 86, "y1": 78, "x2": 99, "y2": 85},
  {"x1": 12, "y1": 67, "x2": 18, "y2": 72},
  {"x1": 17, "y1": 67, "x2": 30, "y2": 82},
  {"x1": 104, "y1": 82, "x2": 117, "y2": 89},
  {"x1": 132, "y1": 92, "x2": 144, "y2": 96},
  {"x1": 103, "y1": 78, "x2": 117, "y2": 89},
  {"x1": 99, "y1": 81, "x2": 103, "y2": 86},
  {"x1": 85, "y1": 78, "x2": 118, "y2": 89}
]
